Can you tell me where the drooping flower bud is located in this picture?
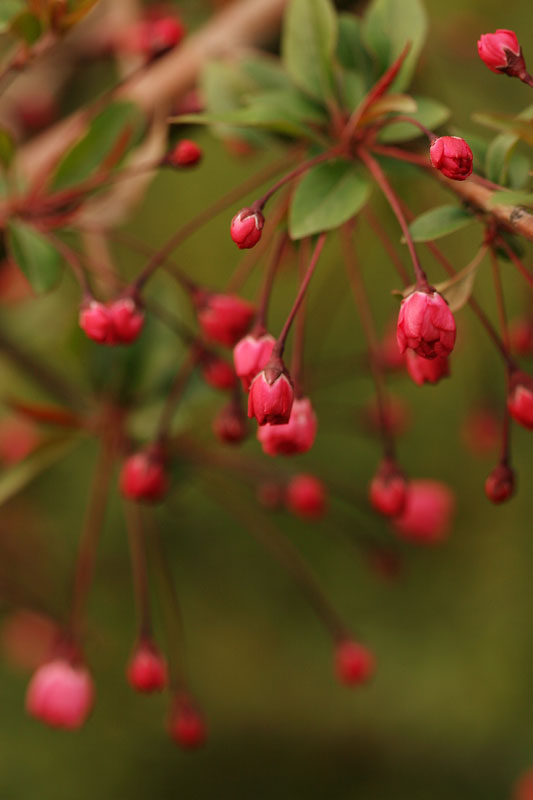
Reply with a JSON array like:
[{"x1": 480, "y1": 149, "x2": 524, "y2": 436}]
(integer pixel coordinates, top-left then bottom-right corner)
[
  {"x1": 393, "y1": 479, "x2": 455, "y2": 544},
  {"x1": 200, "y1": 354, "x2": 237, "y2": 391},
  {"x1": 477, "y1": 30, "x2": 528, "y2": 78},
  {"x1": 286, "y1": 474, "x2": 327, "y2": 519},
  {"x1": 119, "y1": 16, "x2": 185, "y2": 61},
  {"x1": 127, "y1": 641, "x2": 167, "y2": 693},
  {"x1": 507, "y1": 371, "x2": 533, "y2": 430},
  {"x1": 334, "y1": 640, "x2": 375, "y2": 686},
  {"x1": 509, "y1": 317, "x2": 533, "y2": 356},
  {"x1": 0, "y1": 416, "x2": 40, "y2": 465},
  {"x1": 257, "y1": 397, "x2": 317, "y2": 456},
  {"x1": 79, "y1": 300, "x2": 112, "y2": 344},
  {"x1": 247, "y1": 359, "x2": 294, "y2": 425},
  {"x1": 212, "y1": 400, "x2": 248, "y2": 444},
  {"x1": 230, "y1": 208, "x2": 264, "y2": 249},
  {"x1": 119, "y1": 448, "x2": 169, "y2": 503},
  {"x1": 108, "y1": 297, "x2": 145, "y2": 344},
  {"x1": 485, "y1": 463, "x2": 515, "y2": 504},
  {"x1": 233, "y1": 333, "x2": 276, "y2": 391},
  {"x1": 369, "y1": 459, "x2": 408, "y2": 517},
  {"x1": 405, "y1": 350, "x2": 450, "y2": 386},
  {"x1": 196, "y1": 293, "x2": 256, "y2": 347},
  {"x1": 168, "y1": 698, "x2": 207, "y2": 750},
  {"x1": 26, "y1": 658, "x2": 94, "y2": 730},
  {"x1": 430, "y1": 136, "x2": 473, "y2": 181},
  {"x1": 397, "y1": 290, "x2": 456, "y2": 359},
  {"x1": 166, "y1": 140, "x2": 203, "y2": 168}
]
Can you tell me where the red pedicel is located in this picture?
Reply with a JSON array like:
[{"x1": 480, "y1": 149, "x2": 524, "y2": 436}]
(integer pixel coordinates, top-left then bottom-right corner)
[
  {"x1": 257, "y1": 396, "x2": 316, "y2": 456},
  {"x1": 230, "y1": 208, "x2": 264, "y2": 249},
  {"x1": 127, "y1": 641, "x2": 167, "y2": 693},
  {"x1": 397, "y1": 290, "x2": 456, "y2": 359},
  {"x1": 286, "y1": 474, "x2": 327, "y2": 519},
  {"x1": 393, "y1": 479, "x2": 455, "y2": 543},
  {"x1": 335, "y1": 640, "x2": 375, "y2": 686},
  {"x1": 26, "y1": 658, "x2": 94, "y2": 730},
  {"x1": 119, "y1": 449, "x2": 169, "y2": 503},
  {"x1": 429, "y1": 136, "x2": 473, "y2": 181}
]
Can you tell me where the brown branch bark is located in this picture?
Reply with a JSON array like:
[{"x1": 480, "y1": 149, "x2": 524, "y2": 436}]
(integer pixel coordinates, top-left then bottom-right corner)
[{"x1": 17, "y1": 0, "x2": 289, "y2": 182}]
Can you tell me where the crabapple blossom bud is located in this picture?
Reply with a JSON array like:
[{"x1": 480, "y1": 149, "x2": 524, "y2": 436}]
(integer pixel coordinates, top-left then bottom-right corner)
[
  {"x1": 26, "y1": 658, "x2": 94, "y2": 729},
  {"x1": 405, "y1": 350, "x2": 450, "y2": 386},
  {"x1": 200, "y1": 355, "x2": 237, "y2": 390},
  {"x1": 397, "y1": 290, "x2": 456, "y2": 359},
  {"x1": 477, "y1": 30, "x2": 527, "y2": 78},
  {"x1": 230, "y1": 208, "x2": 264, "y2": 249},
  {"x1": 335, "y1": 640, "x2": 375, "y2": 686},
  {"x1": 509, "y1": 317, "x2": 533, "y2": 356},
  {"x1": 286, "y1": 474, "x2": 327, "y2": 519},
  {"x1": 120, "y1": 449, "x2": 168, "y2": 503},
  {"x1": 379, "y1": 323, "x2": 406, "y2": 371},
  {"x1": 485, "y1": 463, "x2": 515, "y2": 504},
  {"x1": 507, "y1": 372, "x2": 533, "y2": 430},
  {"x1": 393, "y1": 479, "x2": 455, "y2": 544},
  {"x1": 369, "y1": 459, "x2": 408, "y2": 517},
  {"x1": 0, "y1": 416, "x2": 39, "y2": 465},
  {"x1": 166, "y1": 140, "x2": 203, "y2": 168},
  {"x1": 430, "y1": 136, "x2": 473, "y2": 181},
  {"x1": 127, "y1": 641, "x2": 167, "y2": 693},
  {"x1": 233, "y1": 333, "x2": 276, "y2": 391},
  {"x1": 169, "y1": 701, "x2": 207, "y2": 750},
  {"x1": 212, "y1": 401, "x2": 248, "y2": 444},
  {"x1": 461, "y1": 408, "x2": 500, "y2": 457},
  {"x1": 248, "y1": 360, "x2": 294, "y2": 425},
  {"x1": 109, "y1": 298, "x2": 144, "y2": 344},
  {"x1": 196, "y1": 293, "x2": 256, "y2": 347},
  {"x1": 257, "y1": 397, "x2": 317, "y2": 456},
  {"x1": 79, "y1": 300, "x2": 112, "y2": 344},
  {"x1": 148, "y1": 17, "x2": 185, "y2": 56}
]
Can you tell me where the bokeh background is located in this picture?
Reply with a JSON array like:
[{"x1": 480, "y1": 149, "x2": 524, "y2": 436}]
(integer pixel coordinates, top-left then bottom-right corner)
[{"x1": 1, "y1": 1, "x2": 533, "y2": 798}]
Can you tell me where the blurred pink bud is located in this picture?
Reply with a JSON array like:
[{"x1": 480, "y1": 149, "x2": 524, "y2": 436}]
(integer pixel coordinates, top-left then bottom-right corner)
[
  {"x1": 201, "y1": 355, "x2": 237, "y2": 390},
  {"x1": 196, "y1": 293, "x2": 256, "y2": 347},
  {"x1": 233, "y1": 333, "x2": 276, "y2": 390},
  {"x1": 79, "y1": 300, "x2": 112, "y2": 344},
  {"x1": 393, "y1": 479, "x2": 455, "y2": 544},
  {"x1": 485, "y1": 463, "x2": 515, "y2": 504},
  {"x1": 369, "y1": 459, "x2": 408, "y2": 517},
  {"x1": 127, "y1": 641, "x2": 167, "y2": 693},
  {"x1": 335, "y1": 640, "x2": 375, "y2": 686},
  {"x1": 405, "y1": 350, "x2": 450, "y2": 385},
  {"x1": 168, "y1": 700, "x2": 207, "y2": 750},
  {"x1": 109, "y1": 298, "x2": 144, "y2": 344},
  {"x1": 286, "y1": 474, "x2": 327, "y2": 519},
  {"x1": 166, "y1": 140, "x2": 203, "y2": 168},
  {"x1": 26, "y1": 658, "x2": 94, "y2": 730},
  {"x1": 257, "y1": 396, "x2": 316, "y2": 455},
  {"x1": 507, "y1": 371, "x2": 533, "y2": 429},
  {"x1": 120, "y1": 450, "x2": 168, "y2": 503},
  {"x1": 212, "y1": 401, "x2": 248, "y2": 444}
]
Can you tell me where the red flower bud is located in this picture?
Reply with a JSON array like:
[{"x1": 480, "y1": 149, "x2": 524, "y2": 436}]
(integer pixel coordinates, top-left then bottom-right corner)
[
  {"x1": 200, "y1": 355, "x2": 237, "y2": 390},
  {"x1": 393, "y1": 479, "x2": 455, "y2": 544},
  {"x1": 405, "y1": 350, "x2": 450, "y2": 386},
  {"x1": 477, "y1": 30, "x2": 525, "y2": 76},
  {"x1": 26, "y1": 658, "x2": 94, "y2": 729},
  {"x1": 167, "y1": 140, "x2": 203, "y2": 168},
  {"x1": 119, "y1": 449, "x2": 168, "y2": 503},
  {"x1": 286, "y1": 474, "x2": 327, "y2": 519},
  {"x1": 0, "y1": 416, "x2": 40, "y2": 465},
  {"x1": 127, "y1": 641, "x2": 167, "y2": 693},
  {"x1": 507, "y1": 371, "x2": 533, "y2": 430},
  {"x1": 461, "y1": 408, "x2": 500, "y2": 457},
  {"x1": 335, "y1": 640, "x2": 375, "y2": 686},
  {"x1": 108, "y1": 298, "x2": 144, "y2": 344},
  {"x1": 212, "y1": 401, "x2": 248, "y2": 444},
  {"x1": 230, "y1": 208, "x2": 264, "y2": 249},
  {"x1": 485, "y1": 463, "x2": 515, "y2": 504},
  {"x1": 233, "y1": 333, "x2": 276, "y2": 391},
  {"x1": 509, "y1": 317, "x2": 533, "y2": 356},
  {"x1": 168, "y1": 700, "x2": 207, "y2": 750},
  {"x1": 397, "y1": 290, "x2": 456, "y2": 359},
  {"x1": 369, "y1": 459, "x2": 408, "y2": 517},
  {"x1": 379, "y1": 322, "x2": 406, "y2": 371},
  {"x1": 257, "y1": 397, "x2": 317, "y2": 456},
  {"x1": 79, "y1": 300, "x2": 112, "y2": 344},
  {"x1": 247, "y1": 361, "x2": 294, "y2": 426},
  {"x1": 430, "y1": 136, "x2": 473, "y2": 181},
  {"x1": 120, "y1": 16, "x2": 185, "y2": 60},
  {"x1": 196, "y1": 293, "x2": 256, "y2": 348}
]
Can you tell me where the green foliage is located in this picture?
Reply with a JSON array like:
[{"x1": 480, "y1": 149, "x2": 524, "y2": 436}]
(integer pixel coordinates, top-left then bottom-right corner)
[
  {"x1": 408, "y1": 205, "x2": 476, "y2": 242},
  {"x1": 282, "y1": 0, "x2": 338, "y2": 103},
  {"x1": 0, "y1": 128, "x2": 15, "y2": 170},
  {"x1": 7, "y1": 221, "x2": 64, "y2": 293},
  {"x1": 378, "y1": 96, "x2": 450, "y2": 142}
]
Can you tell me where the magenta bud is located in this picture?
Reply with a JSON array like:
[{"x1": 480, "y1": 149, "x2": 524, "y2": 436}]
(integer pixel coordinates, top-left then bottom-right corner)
[
  {"x1": 196, "y1": 293, "x2": 256, "y2": 348},
  {"x1": 230, "y1": 208, "x2": 264, "y2": 249},
  {"x1": 166, "y1": 139, "x2": 203, "y2": 168},
  {"x1": 430, "y1": 136, "x2": 473, "y2": 181},
  {"x1": 485, "y1": 463, "x2": 515, "y2": 504},
  {"x1": 397, "y1": 290, "x2": 456, "y2": 360},
  {"x1": 247, "y1": 362, "x2": 294, "y2": 426},
  {"x1": 507, "y1": 371, "x2": 533, "y2": 430},
  {"x1": 233, "y1": 332, "x2": 276, "y2": 391},
  {"x1": 405, "y1": 350, "x2": 450, "y2": 386},
  {"x1": 369, "y1": 459, "x2": 408, "y2": 517},
  {"x1": 477, "y1": 30, "x2": 527, "y2": 77},
  {"x1": 257, "y1": 396, "x2": 317, "y2": 456},
  {"x1": 26, "y1": 658, "x2": 94, "y2": 730}
]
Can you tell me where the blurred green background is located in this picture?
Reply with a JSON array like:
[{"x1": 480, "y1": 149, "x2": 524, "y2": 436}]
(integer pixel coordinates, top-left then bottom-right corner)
[{"x1": 1, "y1": 1, "x2": 533, "y2": 798}]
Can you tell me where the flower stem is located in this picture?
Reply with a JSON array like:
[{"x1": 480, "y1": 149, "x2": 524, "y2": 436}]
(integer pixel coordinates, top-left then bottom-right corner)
[
  {"x1": 255, "y1": 231, "x2": 288, "y2": 330},
  {"x1": 124, "y1": 501, "x2": 152, "y2": 640}
]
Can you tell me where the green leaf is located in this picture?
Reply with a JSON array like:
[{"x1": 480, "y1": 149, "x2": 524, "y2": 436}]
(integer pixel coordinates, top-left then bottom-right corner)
[
  {"x1": 0, "y1": 127, "x2": 15, "y2": 169},
  {"x1": 362, "y1": 93, "x2": 417, "y2": 123},
  {"x1": 378, "y1": 96, "x2": 450, "y2": 142},
  {"x1": 339, "y1": 69, "x2": 366, "y2": 110},
  {"x1": 52, "y1": 101, "x2": 146, "y2": 191},
  {"x1": 282, "y1": 0, "x2": 337, "y2": 103},
  {"x1": 0, "y1": 0, "x2": 24, "y2": 30},
  {"x1": 473, "y1": 112, "x2": 533, "y2": 147},
  {"x1": 7, "y1": 221, "x2": 63, "y2": 293},
  {"x1": 336, "y1": 13, "x2": 373, "y2": 78},
  {"x1": 485, "y1": 132, "x2": 518, "y2": 185},
  {"x1": 10, "y1": 11, "x2": 43, "y2": 44},
  {"x1": 289, "y1": 160, "x2": 370, "y2": 239},
  {"x1": 362, "y1": 0, "x2": 427, "y2": 92},
  {"x1": 507, "y1": 153, "x2": 531, "y2": 190},
  {"x1": 408, "y1": 205, "x2": 476, "y2": 242},
  {"x1": 488, "y1": 190, "x2": 533, "y2": 208},
  {"x1": 239, "y1": 56, "x2": 291, "y2": 91},
  {"x1": 174, "y1": 109, "x2": 324, "y2": 143},
  {"x1": 433, "y1": 248, "x2": 487, "y2": 312}
]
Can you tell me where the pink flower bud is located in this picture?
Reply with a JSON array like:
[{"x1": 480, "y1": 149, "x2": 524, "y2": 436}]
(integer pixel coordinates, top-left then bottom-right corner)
[
  {"x1": 335, "y1": 640, "x2": 375, "y2": 686},
  {"x1": 0, "y1": 416, "x2": 40, "y2": 465},
  {"x1": 167, "y1": 140, "x2": 203, "y2": 168},
  {"x1": 212, "y1": 401, "x2": 248, "y2": 444},
  {"x1": 397, "y1": 290, "x2": 456, "y2": 359},
  {"x1": 393, "y1": 479, "x2": 455, "y2": 544},
  {"x1": 127, "y1": 641, "x2": 167, "y2": 693},
  {"x1": 461, "y1": 408, "x2": 500, "y2": 457},
  {"x1": 507, "y1": 372, "x2": 533, "y2": 429},
  {"x1": 477, "y1": 30, "x2": 523, "y2": 74},
  {"x1": 485, "y1": 463, "x2": 515, "y2": 504},
  {"x1": 79, "y1": 300, "x2": 113, "y2": 344},
  {"x1": 196, "y1": 293, "x2": 256, "y2": 347},
  {"x1": 369, "y1": 459, "x2": 408, "y2": 517},
  {"x1": 200, "y1": 355, "x2": 237, "y2": 390},
  {"x1": 109, "y1": 298, "x2": 144, "y2": 344},
  {"x1": 430, "y1": 136, "x2": 473, "y2": 181},
  {"x1": 148, "y1": 16, "x2": 185, "y2": 56},
  {"x1": 169, "y1": 700, "x2": 207, "y2": 750},
  {"x1": 257, "y1": 397, "x2": 317, "y2": 456},
  {"x1": 26, "y1": 658, "x2": 94, "y2": 729},
  {"x1": 509, "y1": 317, "x2": 533, "y2": 356},
  {"x1": 233, "y1": 333, "x2": 276, "y2": 391},
  {"x1": 405, "y1": 350, "x2": 450, "y2": 386},
  {"x1": 119, "y1": 449, "x2": 168, "y2": 503},
  {"x1": 230, "y1": 208, "x2": 264, "y2": 249},
  {"x1": 247, "y1": 363, "x2": 294, "y2": 426},
  {"x1": 379, "y1": 322, "x2": 406, "y2": 371},
  {"x1": 286, "y1": 474, "x2": 327, "y2": 519}
]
